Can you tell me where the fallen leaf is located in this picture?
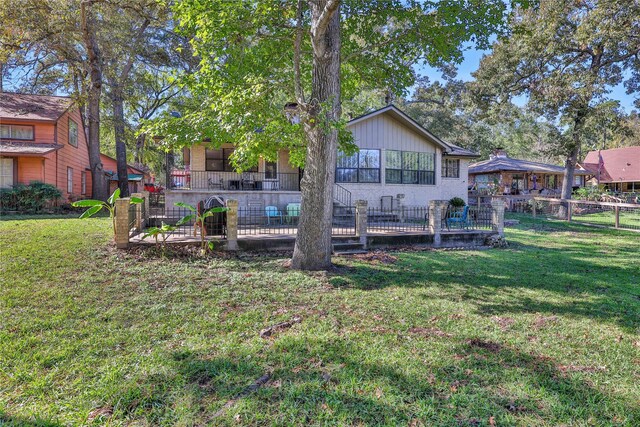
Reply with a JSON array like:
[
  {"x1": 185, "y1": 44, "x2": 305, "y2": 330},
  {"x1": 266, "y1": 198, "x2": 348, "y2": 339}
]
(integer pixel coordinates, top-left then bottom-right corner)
[{"x1": 489, "y1": 415, "x2": 496, "y2": 426}]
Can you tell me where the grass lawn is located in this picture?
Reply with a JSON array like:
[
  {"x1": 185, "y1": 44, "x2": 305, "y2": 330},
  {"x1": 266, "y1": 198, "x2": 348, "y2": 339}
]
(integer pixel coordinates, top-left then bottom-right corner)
[
  {"x1": 1, "y1": 216, "x2": 639, "y2": 426},
  {"x1": 570, "y1": 209, "x2": 640, "y2": 230}
]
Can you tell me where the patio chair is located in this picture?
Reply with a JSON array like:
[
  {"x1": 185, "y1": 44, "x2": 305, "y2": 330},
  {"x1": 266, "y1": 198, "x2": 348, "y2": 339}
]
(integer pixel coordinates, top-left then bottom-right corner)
[
  {"x1": 285, "y1": 203, "x2": 301, "y2": 224},
  {"x1": 208, "y1": 177, "x2": 223, "y2": 190},
  {"x1": 265, "y1": 205, "x2": 283, "y2": 225},
  {"x1": 446, "y1": 205, "x2": 470, "y2": 230}
]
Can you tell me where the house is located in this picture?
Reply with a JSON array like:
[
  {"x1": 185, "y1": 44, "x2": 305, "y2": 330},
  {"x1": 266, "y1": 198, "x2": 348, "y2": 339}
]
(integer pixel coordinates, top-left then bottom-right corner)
[
  {"x1": 0, "y1": 92, "x2": 92, "y2": 200},
  {"x1": 468, "y1": 149, "x2": 590, "y2": 196},
  {"x1": 581, "y1": 147, "x2": 640, "y2": 192},
  {"x1": 166, "y1": 104, "x2": 479, "y2": 210},
  {"x1": 100, "y1": 153, "x2": 151, "y2": 195}
]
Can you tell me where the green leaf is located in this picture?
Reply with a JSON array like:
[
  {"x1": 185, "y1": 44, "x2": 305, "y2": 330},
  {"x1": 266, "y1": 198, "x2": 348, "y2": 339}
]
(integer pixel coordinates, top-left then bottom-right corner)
[
  {"x1": 72, "y1": 199, "x2": 104, "y2": 207},
  {"x1": 175, "y1": 201, "x2": 196, "y2": 212},
  {"x1": 176, "y1": 214, "x2": 195, "y2": 226},
  {"x1": 79, "y1": 205, "x2": 103, "y2": 219},
  {"x1": 108, "y1": 188, "x2": 121, "y2": 205},
  {"x1": 130, "y1": 197, "x2": 144, "y2": 204}
]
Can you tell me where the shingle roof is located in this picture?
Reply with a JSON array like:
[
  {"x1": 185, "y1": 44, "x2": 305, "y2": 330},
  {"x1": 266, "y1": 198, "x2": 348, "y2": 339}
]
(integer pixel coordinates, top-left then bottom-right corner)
[
  {"x1": 469, "y1": 156, "x2": 590, "y2": 175},
  {"x1": 0, "y1": 141, "x2": 64, "y2": 155},
  {"x1": 581, "y1": 147, "x2": 640, "y2": 183},
  {"x1": 0, "y1": 92, "x2": 73, "y2": 122}
]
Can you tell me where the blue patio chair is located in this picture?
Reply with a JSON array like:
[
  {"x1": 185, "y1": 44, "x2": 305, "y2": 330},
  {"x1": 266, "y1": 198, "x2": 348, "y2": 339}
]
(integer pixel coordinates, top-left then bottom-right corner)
[
  {"x1": 285, "y1": 203, "x2": 301, "y2": 224},
  {"x1": 265, "y1": 205, "x2": 283, "y2": 225},
  {"x1": 446, "y1": 205, "x2": 470, "y2": 230}
]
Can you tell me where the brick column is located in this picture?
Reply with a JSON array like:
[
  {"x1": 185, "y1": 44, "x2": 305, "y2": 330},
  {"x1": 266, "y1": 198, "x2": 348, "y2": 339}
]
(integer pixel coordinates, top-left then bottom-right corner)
[
  {"x1": 491, "y1": 197, "x2": 505, "y2": 237},
  {"x1": 355, "y1": 200, "x2": 368, "y2": 248},
  {"x1": 114, "y1": 197, "x2": 131, "y2": 249},
  {"x1": 429, "y1": 200, "x2": 445, "y2": 247},
  {"x1": 131, "y1": 192, "x2": 143, "y2": 230},
  {"x1": 226, "y1": 199, "x2": 239, "y2": 251}
]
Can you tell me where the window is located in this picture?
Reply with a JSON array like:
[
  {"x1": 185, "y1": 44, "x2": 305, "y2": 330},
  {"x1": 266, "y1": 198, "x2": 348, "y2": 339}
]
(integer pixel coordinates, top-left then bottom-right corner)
[
  {"x1": 69, "y1": 119, "x2": 78, "y2": 147},
  {"x1": 81, "y1": 171, "x2": 87, "y2": 195},
  {"x1": 0, "y1": 124, "x2": 34, "y2": 140},
  {"x1": 265, "y1": 160, "x2": 277, "y2": 179},
  {"x1": 385, "y1": 150, "x2": 435, "y2": 185},
  {"x1": 67, "y1": 167, "x2": 73, "y2": 193},
  {"x1": 442, "y1": 158, "x2": 460, "y2": 178},
  {"x1": 336, "y1": 149, "x2": 380, "y2": 183},
  {"x1": 0, "y1": 158, "x2": 14, "y2": 188},
  {"x1": 545, "y1": 175, "x2": 557, "y2": 189},
  {"x1": 205, "y1": 148, "x2": 257, "y2": 172}
]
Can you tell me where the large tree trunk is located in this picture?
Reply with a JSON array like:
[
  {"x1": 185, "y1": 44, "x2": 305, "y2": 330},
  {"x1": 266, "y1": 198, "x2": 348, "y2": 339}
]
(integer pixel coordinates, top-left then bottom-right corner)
[
  {"x1": 82, "y1": 2, "x2": 107, "y2": 201},
  {"x1": 291, "y1": 0, "x2": 341, "y2": 270},
  {"x1": 559, "y1": 107, "x2": 587, "y2": 218},
  {"x1": 112, "y1": 86, "x2": 130, "y2": 196},
  {"x1": 135, "y1": 133, "x2": 146, "y2": 164}
]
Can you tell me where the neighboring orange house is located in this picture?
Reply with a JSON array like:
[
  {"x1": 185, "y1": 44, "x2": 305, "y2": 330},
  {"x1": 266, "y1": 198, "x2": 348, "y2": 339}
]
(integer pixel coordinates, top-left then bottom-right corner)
[
  {"x1": 0, "y1": 92, "x2": 92, "y2": 200},
  {"x1": 100, "y1": 153, "x2": 151, "y2": 194}
]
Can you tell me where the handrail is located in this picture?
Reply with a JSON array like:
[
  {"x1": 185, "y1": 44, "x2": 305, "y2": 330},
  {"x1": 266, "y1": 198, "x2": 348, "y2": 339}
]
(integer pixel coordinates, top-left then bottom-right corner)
[{"x1": 334, "y1": 183, "x2": 352, "y2": 207}]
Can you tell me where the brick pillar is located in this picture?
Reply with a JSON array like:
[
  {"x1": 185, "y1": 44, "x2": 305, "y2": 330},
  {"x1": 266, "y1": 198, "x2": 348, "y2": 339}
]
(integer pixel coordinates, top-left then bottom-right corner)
[
  {"x1": 114, "y1": 197, "x2": 131, "y2": 249},
  {"x1": 429, "y1": 200, "x2": 445, "y2": 247},
  {"x1": 355, "y1": 200, "x2": 368, "y2": 248},
  {"x1": 226, "y1": 199, "x2": 239, "y2": 251},
  {"x1": 131, "y1": 192, "x2": 143, "y2": 230},
  {"x1": 491, "y1": 197, "x2": 505, "y2": 237},
  {"x1": 396, "y1": 193, "x2": 405, "y2": 222}
]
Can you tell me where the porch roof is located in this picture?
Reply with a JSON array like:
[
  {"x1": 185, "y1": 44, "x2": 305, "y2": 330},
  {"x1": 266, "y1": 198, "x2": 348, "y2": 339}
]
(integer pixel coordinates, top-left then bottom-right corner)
[
  {"x1": 0, "y1": 141, "x2": 64, "y2": 156},
  {"x1": 469, "y1": 156, "x2": 590, "y2": 176}
]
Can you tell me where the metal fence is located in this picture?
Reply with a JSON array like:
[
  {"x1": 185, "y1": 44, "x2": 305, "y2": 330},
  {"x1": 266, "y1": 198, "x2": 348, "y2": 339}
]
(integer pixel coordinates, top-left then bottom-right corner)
[
  {"x1": 366, "y1": 206, "x2": 429, "y2": 233},
  {"x1": 169, "y1": 171, "x2": 301, "y2": 191},
  {"x1": 441, "y1": 206, "x2": 493, "y2": 231},
  {"x1": 332, "y1": 205, "x2": 356, "y2": 235},
  {"x1": 570, "y1": 200, "x2": 640, "y2": 231},
  {"x1": 146, "y1": 206, "x2": 227, "y2": 237},
  {"x1": 238, "y1": 206, "x2": 299, "y2": 235}
]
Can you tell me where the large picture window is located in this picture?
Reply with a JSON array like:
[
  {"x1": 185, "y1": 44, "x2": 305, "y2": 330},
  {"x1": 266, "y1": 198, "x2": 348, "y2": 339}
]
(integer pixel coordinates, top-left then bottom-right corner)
[
  {"x1": 0, "y1": 124, "x2": 34, "y2": 140},
  {"x1": 442, "y1": 158, "x2": 460, "y2": 178},
  {"x1": 205, "y1": 148, "x2": 257, "y2": 172},
  {"x1": 336, "y1": 149, "x2": 380, "y2": 183},
  {"x1": 385, "y1": 150, "x2": 435, "y2": 185}
]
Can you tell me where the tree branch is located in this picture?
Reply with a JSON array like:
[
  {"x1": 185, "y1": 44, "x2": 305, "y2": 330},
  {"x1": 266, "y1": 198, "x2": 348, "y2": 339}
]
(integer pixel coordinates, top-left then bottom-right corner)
[
  {"x1": 294, "y1": 0, "x2": 306, "y2": 105},
  {"x1": 310, "y1": 0, "x2": 339, "y2": 39}
]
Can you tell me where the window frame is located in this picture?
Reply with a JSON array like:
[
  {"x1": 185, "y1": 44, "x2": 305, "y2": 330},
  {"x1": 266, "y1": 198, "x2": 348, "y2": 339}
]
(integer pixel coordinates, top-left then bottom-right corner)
[
  {"x1": 336, "y1": 148, "x2": 381, "y2": 184},
  {"x1": 441, "y1": 158, "x2": 460, "y2": 179},
  {"x1": 0, "y1": 124, "x2": 35, "y2": 141},
  {"x1": 81, "y1": 171, "x2": 87, "y2": 195},
  {"x1": 0, "y1": 158, "x2": 15, "y2": 189},
  {"x1": 68, "y1": 119, "x2": 78, "y2": 147},
  {"x1": 264, "y1": 159, "x2": 278, "y2": 180},
  {"x1": 67, "y1": 167, "x2": 74, "y2": 194},
  {"x1": 205, "y1": 148, "x2": 257, "y2": 172},
  {"x1": 385, "y1": 149, "x2": 436, "y2": 185}
]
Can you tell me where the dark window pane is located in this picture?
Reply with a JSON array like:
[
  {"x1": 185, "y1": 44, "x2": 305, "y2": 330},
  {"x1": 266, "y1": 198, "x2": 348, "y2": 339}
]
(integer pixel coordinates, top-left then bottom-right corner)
[
  {"x1": 418, "y1": 171, "x2": 434, "y2": 185},
  {"x1": 336, "y1": 168, "x2": 358, "y2": 183},
  {"x1": 359, "y1": 169, "x2": 379, "y2": 183},
  {"x1": 403, "y1": 170, "x2": 418, "y2": 184},
  {"x1": 337, "y1": 152, "x2": 358, "y2": 168},
  {"x1": 386, "y1": 169, "x2": 401, "y2": 184}
]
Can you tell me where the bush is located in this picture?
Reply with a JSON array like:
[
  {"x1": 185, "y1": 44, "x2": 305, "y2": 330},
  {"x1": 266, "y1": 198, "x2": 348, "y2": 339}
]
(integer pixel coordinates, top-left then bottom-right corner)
[
  {"x1": 0, "y1": 181, "x2": 62, "y2": 213},
  {"x1": 449, "y1": 197, "x2": 466, "y2": 208},
  {"x1": 573, "y1": 185, "x2": 610, "y2": 201}
]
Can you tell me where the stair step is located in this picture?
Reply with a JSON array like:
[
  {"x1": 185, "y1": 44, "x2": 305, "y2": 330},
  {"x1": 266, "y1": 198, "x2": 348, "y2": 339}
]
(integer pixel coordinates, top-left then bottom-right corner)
[
  {"x1": 334, "y1": 249, "x2": 368, "y2": 255},
  {"x1": 332, "y1": 242, "x2": 364, "y2": 250}
]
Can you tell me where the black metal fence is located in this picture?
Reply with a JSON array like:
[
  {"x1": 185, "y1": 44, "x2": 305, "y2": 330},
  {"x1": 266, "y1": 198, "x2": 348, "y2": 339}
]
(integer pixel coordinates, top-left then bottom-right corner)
[
  {"x1": 441, "y1": 206, "x2": 493, "y2": 231},
  {"x1": 169, "y1": 171, "x2": 301, "y2": 192},
  {"x1": 238, "y1": 206, "x2": 300, "y2": 235},
  {"x1": 366, "y1": 207, "x2": 429, "y2": 233},
  {"x1": 146, "y1": 206, "x2": 227, "y2": 237},
  {"x1": 332, "y1": 205, "x2": 356, "y2": 235}
]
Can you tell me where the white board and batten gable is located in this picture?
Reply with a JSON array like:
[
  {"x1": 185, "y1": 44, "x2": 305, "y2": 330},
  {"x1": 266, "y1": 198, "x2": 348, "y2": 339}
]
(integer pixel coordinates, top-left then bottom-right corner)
[{"x1": 341, "y1": 105, "x2": 478, "y2": 208}]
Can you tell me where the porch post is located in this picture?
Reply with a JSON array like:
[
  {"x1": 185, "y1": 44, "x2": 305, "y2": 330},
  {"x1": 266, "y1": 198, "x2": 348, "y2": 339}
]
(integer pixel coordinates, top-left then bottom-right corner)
[
  {"x1": 491, "y1": 197, "x2": 505, "y2": 237},
  {"x1": 429, "y1": 200, "x2": 445, "y2": 247},
  {"x1": 355, "y1": 200, "x2": 368, "y2": 248},
  {"x1": 226, "y1": 199, "x2": 239, "y2": 251},
  {"x1": 114, "y1": 197, "x2": 131, "y2": 249}
]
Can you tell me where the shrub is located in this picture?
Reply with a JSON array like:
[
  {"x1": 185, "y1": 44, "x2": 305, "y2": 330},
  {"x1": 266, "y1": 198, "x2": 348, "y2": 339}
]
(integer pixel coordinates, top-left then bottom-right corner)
[
  {"x1": 573, "y1": 185, "x2": 610, "y2": 201},
  {"x1": 449, "y1": 197, "x2": 466, "y2": 208},
  {"x1": 0, "y1": 181, "x2": 62, "y2": 213}
]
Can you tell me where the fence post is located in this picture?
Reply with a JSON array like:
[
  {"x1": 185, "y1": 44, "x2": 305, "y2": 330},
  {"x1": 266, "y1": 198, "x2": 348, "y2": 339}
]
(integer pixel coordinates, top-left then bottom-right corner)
[
  {"x1": 429, "y1": 200, "x2": 444, "y2": 247},
  {"x1": 567, "y1": 200, "x2": 572, "y2": 222},
  {"x1": 615, "y1": 206, "x2": 620, "y2": 228},
  {"x1": 532, "y1": 197, "x2": 537, "y2": 218},
  {"x1": 141, "y1": 190, "x2": 150, "y2": 224},
  {"x1": 355, "y1": 200, "x2": 368, "y2": 248},
  {"x1": 226, "y1": 199, "x2": 239, "y2": 250},
  {"x1": 131, "y1": 192, "x2": 144, "y2": 230},
  {"x1": 491, "y1": 197, "x2": 505, "y2": 237},
  {"x1": 114, "y1": 197, "x2": 131, "y2": 249}
]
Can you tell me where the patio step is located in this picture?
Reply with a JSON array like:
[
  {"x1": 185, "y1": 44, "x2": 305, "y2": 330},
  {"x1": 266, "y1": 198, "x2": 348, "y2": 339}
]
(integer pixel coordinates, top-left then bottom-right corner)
[{"x1": 332, "y1": 242, "x2": 367, "y2": 255}]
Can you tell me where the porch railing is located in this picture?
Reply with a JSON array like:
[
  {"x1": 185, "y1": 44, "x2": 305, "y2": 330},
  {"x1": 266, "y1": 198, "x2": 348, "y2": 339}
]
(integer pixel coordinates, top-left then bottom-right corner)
[{"x1": 169, "y1": 171, "x2": 301, "y2": 191}]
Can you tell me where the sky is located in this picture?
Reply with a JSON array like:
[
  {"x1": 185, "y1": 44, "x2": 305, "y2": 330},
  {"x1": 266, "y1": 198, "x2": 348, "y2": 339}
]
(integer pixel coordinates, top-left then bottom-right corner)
[{"x1": 419, "y1": 48, "x2": 637, "y2": 114}]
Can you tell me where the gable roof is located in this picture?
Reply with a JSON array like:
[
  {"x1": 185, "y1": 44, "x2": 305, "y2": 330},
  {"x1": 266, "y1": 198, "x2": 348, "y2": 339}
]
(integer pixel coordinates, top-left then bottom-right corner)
[
  {"x1": 0, "y1": 141, "x2": 64, "y2": 156},
  {"x1": 347, "y1": 104, "x2": 480, "y2": 158},
  {"x1": 0, "y1": 92, "x2": 73, "y2": 122},
  {"x1": 581, "y1": 147, "x2": 640, "y2": 183},
  {"x1": 469, "y1": 155, "x2": 590, "y2": 175}
]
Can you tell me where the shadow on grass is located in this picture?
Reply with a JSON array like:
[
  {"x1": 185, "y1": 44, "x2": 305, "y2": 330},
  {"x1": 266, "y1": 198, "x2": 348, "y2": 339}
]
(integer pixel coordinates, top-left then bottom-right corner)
[
  {"x1": 99, "y1": 335, "x2": 638, "y2": 425},
  {"x1": 0, "y1": 413, "x2": 63, "y2": 427},
  {"x1": 328, "y1": 226, "x2": 640, "y2": 332}
]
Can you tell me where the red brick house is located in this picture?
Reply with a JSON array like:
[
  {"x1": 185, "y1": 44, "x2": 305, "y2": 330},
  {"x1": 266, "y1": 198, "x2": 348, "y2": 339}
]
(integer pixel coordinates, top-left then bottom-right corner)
[{"x1": 0, "y1": 92, "x2": 92, "y2": 200}]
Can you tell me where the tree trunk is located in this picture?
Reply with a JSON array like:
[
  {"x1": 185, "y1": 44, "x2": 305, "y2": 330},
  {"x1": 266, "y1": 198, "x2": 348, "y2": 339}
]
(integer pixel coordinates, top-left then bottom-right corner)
[
  {"x1": 291, "y1": 0, "x2": 341, "y2": 270},
  {"x1": 135, "y1": 133, "x2": 146, "y2": 164},
  {"x1": 81, "y1": 1, "x2": 107, "y2": 201},
  {"x1": 559, "y1": 108, "x2": 587, "y2": 218},
  {"x1": 112, "y1": 86, "x2": 130, "y2": 196}
]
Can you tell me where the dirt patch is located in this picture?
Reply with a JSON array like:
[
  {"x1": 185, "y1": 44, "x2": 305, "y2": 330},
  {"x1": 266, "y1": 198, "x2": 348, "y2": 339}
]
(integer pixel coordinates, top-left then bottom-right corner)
[
  {"x1": 260, "y1": 316, "x2": 302, "y2": 338},
  {"x1": 88, "y1": 406, "x2": 113, "y2": 422},
  {"x1": 491, "y1": 316, "x2": 515, "y2": 331},
  {"x1": 557, "y1": 364, "x2": 607, "y2": 374},
  {"x1": 532, "y1": 315, "x2": 559, "y2": 330},
  {"x1": 467, "y1": 338, "x2": 503, "y2": 353},
  {"x1": 350, "y1": 250, "x2": 398, "y2": 264}
]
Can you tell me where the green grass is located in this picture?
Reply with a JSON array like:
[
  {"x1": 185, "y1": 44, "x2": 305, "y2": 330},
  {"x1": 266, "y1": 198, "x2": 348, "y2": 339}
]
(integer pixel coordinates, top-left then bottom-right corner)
[
  {"x1": 1, "y1": 216, "x2": 639, "y2": 426},
  {"x1": 570, "y1": 210, "x2": 640, "y2": 230}
]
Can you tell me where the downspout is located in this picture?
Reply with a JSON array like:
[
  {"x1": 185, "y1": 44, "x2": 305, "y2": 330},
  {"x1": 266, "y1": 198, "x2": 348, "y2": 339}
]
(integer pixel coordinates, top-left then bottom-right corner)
[{"x1": 54, "y1": 122, "x2": 58, "y2": 190}]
